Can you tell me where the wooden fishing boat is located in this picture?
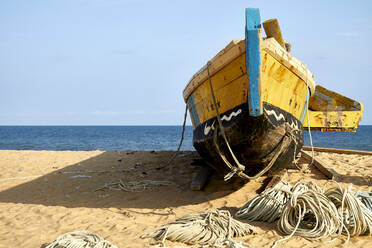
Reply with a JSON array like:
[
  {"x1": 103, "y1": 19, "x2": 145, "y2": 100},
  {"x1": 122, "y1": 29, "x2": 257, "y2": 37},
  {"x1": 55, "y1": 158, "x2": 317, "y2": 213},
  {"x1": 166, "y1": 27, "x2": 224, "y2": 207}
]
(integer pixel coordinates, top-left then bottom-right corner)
[
  {"x1": 304, "y1": 85, "x2": 363, "y2": 132},
  {"x1": 183, "y1": 8, "x2": 363, "y2": 180}
]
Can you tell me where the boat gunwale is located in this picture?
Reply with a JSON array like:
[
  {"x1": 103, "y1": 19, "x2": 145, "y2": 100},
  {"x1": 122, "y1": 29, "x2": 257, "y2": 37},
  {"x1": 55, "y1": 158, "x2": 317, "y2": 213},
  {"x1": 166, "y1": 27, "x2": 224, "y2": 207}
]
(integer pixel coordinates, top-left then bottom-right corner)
[{"x1": 182, "y1": 38, "x2": 316, "y2": 102}]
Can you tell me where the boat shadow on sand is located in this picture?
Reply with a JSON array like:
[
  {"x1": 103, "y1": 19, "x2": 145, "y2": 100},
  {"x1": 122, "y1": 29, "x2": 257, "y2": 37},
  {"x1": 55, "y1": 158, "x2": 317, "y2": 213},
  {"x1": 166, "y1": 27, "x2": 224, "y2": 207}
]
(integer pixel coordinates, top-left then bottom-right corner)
[
  {"x1": 0, "y1": 150, "x2": 369, "y2": 210},
  {"x1": 0, "y1": 150, "x2": 250, "y2": 209}
]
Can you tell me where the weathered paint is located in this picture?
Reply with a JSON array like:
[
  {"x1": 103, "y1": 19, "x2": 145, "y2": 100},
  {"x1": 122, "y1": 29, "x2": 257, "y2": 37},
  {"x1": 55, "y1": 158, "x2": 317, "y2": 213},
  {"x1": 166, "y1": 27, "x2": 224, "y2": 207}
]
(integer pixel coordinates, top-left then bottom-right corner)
[
  {"x1": 303, "y1": 85, "x2": 363, "y2": 131},
  {"x1": 261, "y1": 50, "x2": 308, "y2": 121},
  {"x1": 189, "y1": 49, "x2": 309, "y2": 126},
  {"x1": 192, "y1": 53, "x2": 247, "y2": 125},
  {"x1": 303, "y1": 109, "x2": 363, "y2": 131},
  {"x1": 245, "y1": 8, "x2": 263, "y2": 116}
]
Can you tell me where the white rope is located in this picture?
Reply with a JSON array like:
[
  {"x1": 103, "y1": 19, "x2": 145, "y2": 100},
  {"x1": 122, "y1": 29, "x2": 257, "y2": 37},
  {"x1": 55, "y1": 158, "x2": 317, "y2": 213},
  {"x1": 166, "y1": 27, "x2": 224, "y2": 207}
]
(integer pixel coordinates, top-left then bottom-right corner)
[
  {"x1": 326, "y1": 184, "x2": 372, "y2": 237},
  {"x1": 141, "y1": 209, "x2": 256, "y2": 246},
  {"x1": 236, "y1": 181, "x2": 292, "y2": 222},
  {"x1": 273, "y1": 181, "x2": 372, "y2": 247},
  {"x1": 355, "y1": 191, "x2": 372, "y2": 212},
  {"x1": 44, "y1": 230, "x2": 117, "y2": 248},
  {"x1": 272, "y1": 182, "x2": 341, "y2": 248},
  {"x1": 234, "y1": 180, "x2": 372, "y2": 247},
  {"x1": 96, "y1": 179, "x2": 174, "y2": 192}
]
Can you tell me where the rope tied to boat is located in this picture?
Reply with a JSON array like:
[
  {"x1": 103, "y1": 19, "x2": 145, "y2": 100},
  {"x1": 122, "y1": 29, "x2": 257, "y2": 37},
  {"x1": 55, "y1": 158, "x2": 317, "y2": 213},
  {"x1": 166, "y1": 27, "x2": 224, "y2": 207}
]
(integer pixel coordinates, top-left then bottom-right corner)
[
  {"x1": 140, "y1": 209, "x2": 256, "y2": 246},
  {"x1": 206, "y1": 62, "x2": 299, "y2": 181},
  {"x1": 206, "y1": 61, "x2": 245, "y2": 178},
  {"x1": 156, "y1": 104, "x2": 188, "y2": 171},
  {"x1": 303, "y1": 64, "x2": 315, "y2": 166}
]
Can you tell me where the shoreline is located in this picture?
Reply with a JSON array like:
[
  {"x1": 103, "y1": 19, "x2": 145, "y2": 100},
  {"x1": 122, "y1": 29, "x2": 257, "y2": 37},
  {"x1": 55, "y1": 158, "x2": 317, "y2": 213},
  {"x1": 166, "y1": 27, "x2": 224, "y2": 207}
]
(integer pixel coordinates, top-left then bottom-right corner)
[{"x1": 0, "y1": 150, "x2": 371, "y2": 247}]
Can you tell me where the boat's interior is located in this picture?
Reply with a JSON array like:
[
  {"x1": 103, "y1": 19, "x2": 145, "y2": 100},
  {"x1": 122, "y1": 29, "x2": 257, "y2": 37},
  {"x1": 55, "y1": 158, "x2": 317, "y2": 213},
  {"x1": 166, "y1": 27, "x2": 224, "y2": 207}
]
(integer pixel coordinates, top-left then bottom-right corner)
[
  {"x1": 309, "y1": 85, "x2": 362, "y2": 112},
  {"x1": 303, "y1": 85, "x2": 364, "y2": 132}
]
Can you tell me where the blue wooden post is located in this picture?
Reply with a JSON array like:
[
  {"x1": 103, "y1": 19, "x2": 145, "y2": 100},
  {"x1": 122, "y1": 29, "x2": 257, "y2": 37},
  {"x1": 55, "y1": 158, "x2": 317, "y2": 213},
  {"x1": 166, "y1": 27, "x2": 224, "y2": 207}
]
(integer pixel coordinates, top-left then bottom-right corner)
[{"x1": 245, "y1": 8, "x2": 263, "y2": 116}]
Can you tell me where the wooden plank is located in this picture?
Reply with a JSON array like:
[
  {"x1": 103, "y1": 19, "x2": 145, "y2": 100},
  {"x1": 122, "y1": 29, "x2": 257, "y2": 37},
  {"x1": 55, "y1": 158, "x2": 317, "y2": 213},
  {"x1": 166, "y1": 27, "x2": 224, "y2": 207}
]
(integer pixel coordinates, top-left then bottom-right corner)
[
  {"x1": 263, "y1": 19, "x2": 285, "y2": 48},
  {"x1": 301, "y1": 150, "x2": 338, "y2": 180},
  {"x1": 265, "y1": 170, "x2": 287, "y2": 190},
  {"x1": 302, "y1": 146, "x2": 372, "y2": 156},
  {"x1": 191, "y1": 165, "x2": 213, "y2": 191},
  {"x1": 245, "y1": 8, "x2": 263, "y2": 116}
]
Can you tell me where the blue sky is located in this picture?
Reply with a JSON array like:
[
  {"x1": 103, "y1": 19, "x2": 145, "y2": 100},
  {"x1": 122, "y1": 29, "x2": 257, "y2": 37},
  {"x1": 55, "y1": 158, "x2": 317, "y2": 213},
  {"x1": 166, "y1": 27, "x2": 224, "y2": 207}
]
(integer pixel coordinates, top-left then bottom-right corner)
[{"x1": 1, "y1": 0, "x2": 371, "y2": 125}]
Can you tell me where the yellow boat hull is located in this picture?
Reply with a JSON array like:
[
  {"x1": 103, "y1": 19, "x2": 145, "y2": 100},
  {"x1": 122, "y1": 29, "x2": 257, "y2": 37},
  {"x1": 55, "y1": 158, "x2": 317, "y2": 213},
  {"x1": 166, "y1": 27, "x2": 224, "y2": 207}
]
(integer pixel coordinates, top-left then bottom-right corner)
[{"x1": 184, "y1": 38, "x2": 314, "y2": 128}]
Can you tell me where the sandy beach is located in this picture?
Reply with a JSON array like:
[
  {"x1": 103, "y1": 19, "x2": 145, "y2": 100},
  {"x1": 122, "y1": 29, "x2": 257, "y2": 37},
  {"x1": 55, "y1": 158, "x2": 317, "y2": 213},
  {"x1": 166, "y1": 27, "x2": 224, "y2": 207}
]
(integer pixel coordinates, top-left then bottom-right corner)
[{"x1": 0, "y1": 149, "x2": 371, "y2": 248}]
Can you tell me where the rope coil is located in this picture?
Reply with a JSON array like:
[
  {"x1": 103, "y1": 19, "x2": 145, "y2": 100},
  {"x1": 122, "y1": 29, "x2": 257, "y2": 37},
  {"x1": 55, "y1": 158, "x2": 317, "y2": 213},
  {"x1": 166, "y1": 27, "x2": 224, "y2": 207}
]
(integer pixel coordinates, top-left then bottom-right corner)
[
  {"x1": 141, "y1": 209, "x2": 256, "y2": 246},
  {"x1": 277, "y1": 182, "x2": 341, "y2": 241},
  {"x1": 236, "y1": 181, "x2": 291, "y2": 222},
  {"x1": 236, "y1": 181, "x2": 372, "y2": 248},
  {"x1": 326, "y1": 184, "x2": 372, "y2": 237},
  {"x1": 44, "y1": 230, "x2": 117, "y2": 248}
]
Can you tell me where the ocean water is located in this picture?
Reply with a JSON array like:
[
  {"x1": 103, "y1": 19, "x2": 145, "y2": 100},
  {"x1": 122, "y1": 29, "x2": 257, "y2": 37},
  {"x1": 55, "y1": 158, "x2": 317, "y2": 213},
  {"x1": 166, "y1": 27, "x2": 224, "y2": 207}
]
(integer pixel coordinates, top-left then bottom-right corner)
[
  {"x1": 0, "y1": 125, "x2": 371, "y2": 151},
  {"x1": 303, "y1": 125, "x2": 372, "y2": 151}
]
